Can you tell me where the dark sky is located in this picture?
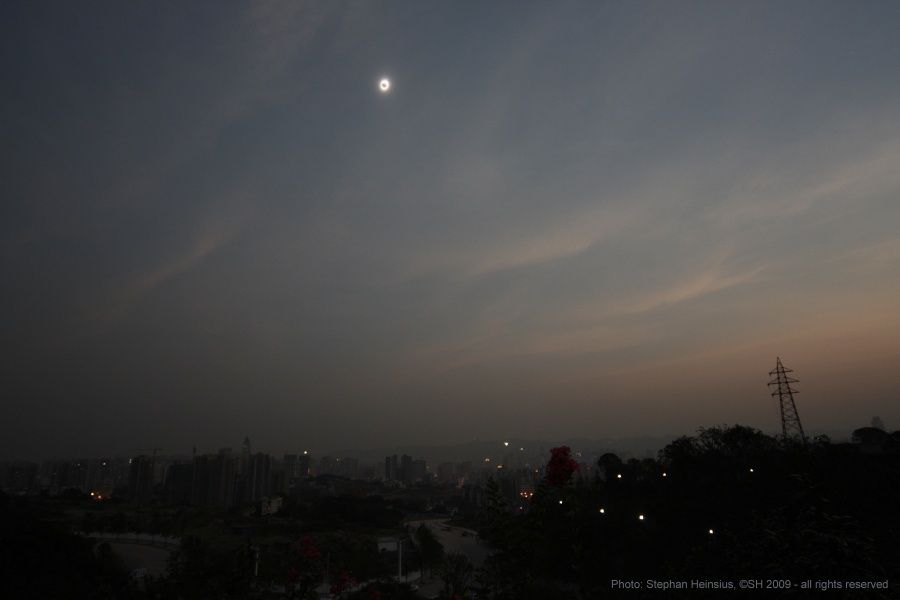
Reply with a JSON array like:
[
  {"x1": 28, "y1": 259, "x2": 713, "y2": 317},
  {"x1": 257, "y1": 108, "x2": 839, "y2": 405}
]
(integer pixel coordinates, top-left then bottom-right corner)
[{"x1": 3, "y1": 1, "x2": 900, "y2": 459}]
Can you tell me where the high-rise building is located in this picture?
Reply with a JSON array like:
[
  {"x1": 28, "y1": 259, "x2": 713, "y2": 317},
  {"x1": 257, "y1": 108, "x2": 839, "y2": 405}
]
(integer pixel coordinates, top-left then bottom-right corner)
[
  {"x1": 334, "y1": 457, "x2": 359, "y2": 479},
  {"x1": 384, "y1": 455, "x2": 399, "y2": 481},
  {"x1": 410, "y1": 459, "x2": 427, "y2": 483},
  {"x1": 241, "y1": 436, "x2": 252, "y2": 476},
  {"x1": 282, "y1": 453, "x2": 311, "y2": 491},
  {"x1": 41, "y1": 460, "x2": 71, "y2": 494},
  {"x1": 190, "y1": 455, "x2": 210, "y2": 505},
  {"x1": 246, "y1": 453, "x2": 271, "y2": 503},
  {"x1": 165, "y1": 463, "x2": 193, "y2": 505},
  {"x1": 0, "y1": 461, "x2": 37, "y2": 494},
  {"x1": 437, "y1": 462, "x2": 455, "y2": 484},
  {"x1": 297, "y1": 453, "x2": 311, "y2": 478},
  {"x1": 191, "y1": 450, "x2": 237, "y2": 507},
  {"x1": 69, "y1": 460, "x2": 89, "y2": 492},
  {"x1": 400, "y1": 454, "x2": 412, "y2": 484},
  {"x1": 86, "y1": 458, "x2": 113, "y2": 494},
  {"x1": 128, "y1": 455, "x2": 155, "y2": 504},
  {"x1": 284, "y1": 454, "x2": 298, "y2": 478}
]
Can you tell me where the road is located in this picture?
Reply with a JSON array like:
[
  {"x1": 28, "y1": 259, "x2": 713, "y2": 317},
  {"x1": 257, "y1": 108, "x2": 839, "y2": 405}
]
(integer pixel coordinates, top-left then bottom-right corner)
[{"x1": 406, "y1": 518, "x2": 491, "y2": 567}]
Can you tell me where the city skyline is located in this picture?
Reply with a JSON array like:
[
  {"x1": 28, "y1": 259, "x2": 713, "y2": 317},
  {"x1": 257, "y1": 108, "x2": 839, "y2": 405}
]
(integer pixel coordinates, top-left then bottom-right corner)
[{"x1": 3, "y1": 2, "x2": 900, "y2": 459}]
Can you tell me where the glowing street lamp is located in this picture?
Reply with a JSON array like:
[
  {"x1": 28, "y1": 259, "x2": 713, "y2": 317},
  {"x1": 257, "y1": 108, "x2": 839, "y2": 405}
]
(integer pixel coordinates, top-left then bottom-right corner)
[
  {"x1": 598, "y1": 507, "x2": 606, "y2": 514},
  {"x1": 638, "y1": 514, "x2": 645, "y2": 521},
  {"x1": 616, "y1": 473, "x2": 623, "y2": 479},
  {"x1": 708, "y1": 528, "x2": 715, "y2": 535}
]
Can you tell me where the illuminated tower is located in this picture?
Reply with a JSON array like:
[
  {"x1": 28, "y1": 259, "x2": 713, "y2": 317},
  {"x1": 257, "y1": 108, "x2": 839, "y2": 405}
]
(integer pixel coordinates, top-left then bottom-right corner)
[{"x1": 768, "y1": 357, "x2": 807, "y2": 444}]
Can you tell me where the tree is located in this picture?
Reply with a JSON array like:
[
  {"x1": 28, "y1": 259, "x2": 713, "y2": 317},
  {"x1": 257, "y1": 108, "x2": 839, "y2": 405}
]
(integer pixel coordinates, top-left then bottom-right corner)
[
  {"x1": 851, "y1": 427, "x2": 888, "y2": 446},
  {"x1": 438, "y1": 553, "x2": 473, "y2": 599},
  {"x1": 546, "y1": 446, "x2": 578, "y2": 488},
  {"x1": 596, "y1": 452, "x2": 623, "y2": 481},
  {"x1": 414, "y1": 524, "x2": 444, "y2": 578},
  {"x1": 481, "y1": 477, "x2": 510, "y2": 546},
  {"x1": 285, "y1": 535, "x2": 323, "y2": 599},
  {"x1": 659, "y1": 425, "x2": 778, "y2": 469}
]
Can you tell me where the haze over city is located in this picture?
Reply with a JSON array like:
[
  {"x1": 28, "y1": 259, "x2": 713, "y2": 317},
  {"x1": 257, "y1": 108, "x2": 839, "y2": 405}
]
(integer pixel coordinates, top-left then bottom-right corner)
[{"x1": 3, "y1": 1, "x2": 900, "y2": 459}]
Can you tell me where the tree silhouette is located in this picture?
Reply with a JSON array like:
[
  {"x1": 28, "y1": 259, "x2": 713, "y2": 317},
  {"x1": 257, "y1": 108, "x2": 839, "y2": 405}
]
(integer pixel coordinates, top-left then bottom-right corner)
[
  {"x1": 546, "y1": 446, "x2": 578, "y2": 488},
  {"x1": 414, "y1": 524, "x2": 444, "y2": 578},
  {"x1": 438, "y1": 553, "x2": 473, "y2": 599}
]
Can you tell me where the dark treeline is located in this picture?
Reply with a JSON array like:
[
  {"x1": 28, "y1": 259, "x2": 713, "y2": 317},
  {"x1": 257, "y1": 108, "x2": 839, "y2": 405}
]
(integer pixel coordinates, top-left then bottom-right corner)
[{"x1": 476, "y1": 425, "x2": 899, "y2": 599}]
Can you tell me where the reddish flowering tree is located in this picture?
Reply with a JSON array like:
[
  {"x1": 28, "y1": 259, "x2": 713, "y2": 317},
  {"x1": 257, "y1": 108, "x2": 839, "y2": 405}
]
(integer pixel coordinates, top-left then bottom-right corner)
[
  {"x1": 329, "y1": 570, "x2": 357, "y2": 596},
  {"x1": 546, "y1": 446, "x2": 579, "y2": 487},
  {"x1": 287, "y1": 566, "x2": 299, "y2": 583},
  {"x1": 296, "y1": 535, "x2": 322, "y2": 559},
  {"x1": 286, "y1": 535, "x2": 323, "y2": 598}
]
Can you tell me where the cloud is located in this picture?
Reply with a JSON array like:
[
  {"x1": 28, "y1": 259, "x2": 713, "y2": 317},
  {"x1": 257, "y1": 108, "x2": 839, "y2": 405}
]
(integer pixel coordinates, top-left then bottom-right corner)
[
  {"x1": 611, "y1": 265, "x2": 766, "y2": 317},
  {"x1": 472, "y1": 206, "x2": 639, "y2": 276},
  {"x1": 132, "y1": 226, "x2": 236, "y2": 295},
  {"x1": 836, "y1": 237, "x2": 900, "y2": 267},
  {"x1": 87, "y1": 219, "x2": 241, "y2": 327},
  {"x1": 704, "y1": 131, "x2": 900, "y2": 229},
  {"x1": 409, "y1": 202, "x2": 642, "y2": 279}
]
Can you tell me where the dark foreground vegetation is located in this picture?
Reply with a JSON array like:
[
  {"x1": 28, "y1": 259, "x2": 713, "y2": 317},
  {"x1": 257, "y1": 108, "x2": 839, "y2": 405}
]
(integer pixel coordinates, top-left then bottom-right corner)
[
  {"x1": 1, "y1": 425, "x2": 898, "y2": 599},
  {"x1": 478, "y1": 426, "x2": 899, "y2": 599}
]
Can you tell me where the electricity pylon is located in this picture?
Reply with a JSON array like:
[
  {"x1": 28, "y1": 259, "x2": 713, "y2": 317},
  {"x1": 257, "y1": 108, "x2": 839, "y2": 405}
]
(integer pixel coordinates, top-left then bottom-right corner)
[{"x1": 768, "y1": 357, "x2": 807, "y2": 444}]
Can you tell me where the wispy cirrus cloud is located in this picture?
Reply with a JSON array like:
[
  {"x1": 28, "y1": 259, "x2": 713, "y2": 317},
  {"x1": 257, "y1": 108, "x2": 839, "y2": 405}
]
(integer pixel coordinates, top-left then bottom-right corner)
[
  {"x1": 88, "y1": 218, "x2": 242, "y2": 327},
  {"x1": 610, "y1": 265, "x2": 767, "y2": 317},
  {"x1": 404, "y1": 202, "x2": 643, "y2": 280},
  {"x1": 131, "y1": 226, "x2": 237, "y2": 296},
  {"x1": 703, "y1": 131, "x2": 900, "y2": 229}
]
